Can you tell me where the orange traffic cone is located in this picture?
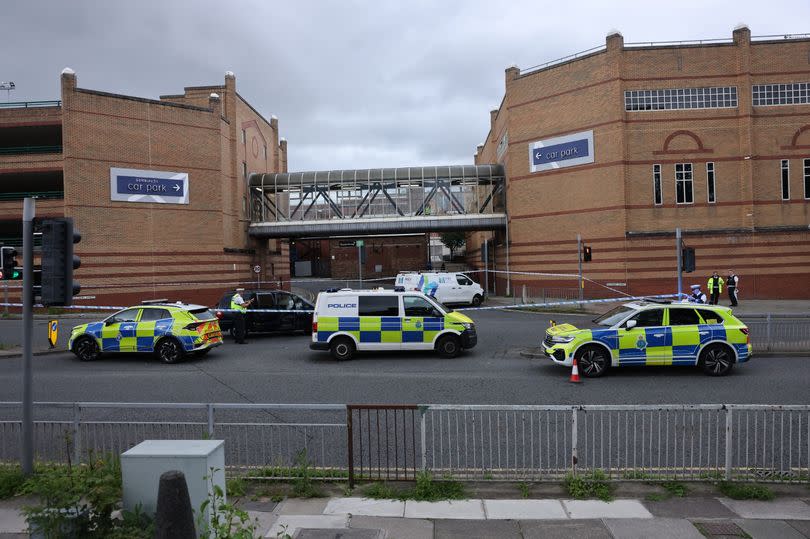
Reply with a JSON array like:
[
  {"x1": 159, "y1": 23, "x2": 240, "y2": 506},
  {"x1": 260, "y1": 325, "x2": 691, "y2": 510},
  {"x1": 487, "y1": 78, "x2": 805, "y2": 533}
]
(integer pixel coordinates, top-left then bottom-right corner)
[{"x1": 570, "y1": 358, "x2": 582, "y2": 383}]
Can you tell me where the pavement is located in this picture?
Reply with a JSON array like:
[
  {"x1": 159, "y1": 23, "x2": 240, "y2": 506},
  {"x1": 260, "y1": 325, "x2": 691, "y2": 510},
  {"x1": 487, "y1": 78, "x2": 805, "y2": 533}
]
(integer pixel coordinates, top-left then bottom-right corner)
[{"x1": 2, "y1": 493, "x2": 809, "y2": 538}]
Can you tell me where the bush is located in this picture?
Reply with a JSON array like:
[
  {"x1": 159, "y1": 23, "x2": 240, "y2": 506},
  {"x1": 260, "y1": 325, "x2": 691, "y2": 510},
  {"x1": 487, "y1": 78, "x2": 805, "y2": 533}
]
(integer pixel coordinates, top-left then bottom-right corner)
[
  {"x1": 363, "y1": 472, "x2": 465, "y2": 502},
  {"x1": 0, "y1": 465, "x2": 25, "y2": 499},
  {"x1": 717, "y1": 482, "x2": 774, "y2": 500},
  {"x1": 291, "y1": 450, "x2": 322, "y2": 498},
  {"x1": 227, "y1": 477, "x2": 246, "y2": 498},
  {"x1": 565, "y1": 470, "x2": 613, "y2": 501}
]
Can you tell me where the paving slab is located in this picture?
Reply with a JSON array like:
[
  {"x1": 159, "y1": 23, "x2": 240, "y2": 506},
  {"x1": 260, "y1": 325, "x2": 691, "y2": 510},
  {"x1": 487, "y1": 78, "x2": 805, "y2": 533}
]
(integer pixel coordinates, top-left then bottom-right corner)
[
  {"x1": 293, "y1": 529, "x2": 383, "y2": 539},
  {"x1": 519, "y1": 519, "x2": 613, "y2": 539},
  {"x1": 265, "y1": 514, "x2": 349, "y2": 538},
  {"x1": 239, "y1": 498, "x2": 280, "y2": 512},
  {"x1": 278, "y1": 498, "x2": 331, "y2": 515},
  {"x1": 644, "y1": 497, "x2": 738, "y2": 519},
  {"x1": 323, "y1": 497, "x2": 405, "y2": 517},
  {"x1": 433, "y1": 518, "x2": 522, "y2": 538},
  {"x1": 483, "y1": 499, "x2": 567, "y2": 519},
  {"x1": 350, "y1": 516, "x2": 433, "y2": 539},
  {"x1": 735, "y1": 519, "x2": 809, "y2": 539},
  {"x1": 404, "y1": 499, "x2": 485, "y2": 519},
  {"x1": 247, "y1": 510, "x2": 278, "y2": 537},
  {"x1": 562, "y1": 499, "x2": 653, "y2": 519},
  {"x1": 0, "y1": 509, "x2": 26, "y2": 534},
  {"x1": 787, "y1": 520, "x2": 810, "y2": 537},
  {"x1": 603, "y1": 518, "x2": 704, "y2": 539},
  {"x1": 719, "y1": 498, "x2": 810, "y2": 520}
]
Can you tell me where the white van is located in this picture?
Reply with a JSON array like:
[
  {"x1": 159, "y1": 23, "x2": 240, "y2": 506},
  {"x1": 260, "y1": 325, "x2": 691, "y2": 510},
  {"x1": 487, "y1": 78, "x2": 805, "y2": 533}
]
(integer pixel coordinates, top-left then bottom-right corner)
[
  {"x1": 309, "y1": 288, "x2": 477, "y2": 360},
  {"x1": 394, "y1": 272, "x2": 485, "y2": 307}
]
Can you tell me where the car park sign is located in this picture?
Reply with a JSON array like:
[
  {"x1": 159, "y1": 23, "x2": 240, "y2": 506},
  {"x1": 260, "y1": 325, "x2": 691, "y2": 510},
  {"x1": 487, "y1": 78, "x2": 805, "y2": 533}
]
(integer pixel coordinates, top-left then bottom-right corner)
[
  {"x1": 529, "y1": 130, "x2": 594, "y2": 173},
  {"x1": 110, "y1": 167, "x2": 189, "y2": 204}
]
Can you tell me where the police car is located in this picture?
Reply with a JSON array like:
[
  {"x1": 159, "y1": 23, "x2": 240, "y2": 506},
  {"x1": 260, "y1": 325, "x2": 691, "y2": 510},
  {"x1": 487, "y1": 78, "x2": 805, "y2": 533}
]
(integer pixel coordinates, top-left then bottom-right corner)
[
  {"x1": 69, "y1": 300, "x2": 223, "y2": 364},
  {"x1": 309, "y1": 288, "x2": 477, "y2": 360},
  {"x1": 541, "y1": 301, "x2": 752, "y2": 377}
]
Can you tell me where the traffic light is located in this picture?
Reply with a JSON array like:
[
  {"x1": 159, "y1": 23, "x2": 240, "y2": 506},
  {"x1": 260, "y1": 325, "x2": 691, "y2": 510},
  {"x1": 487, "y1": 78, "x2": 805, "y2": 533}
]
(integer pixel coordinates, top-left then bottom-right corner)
[
  {"x1": 40, "y1": 218, "x2": 81, "y2": 306},
  {"x1": 682, "y1": 247, "x2": 696, "y2": 273},
  {"x1": 582, "y1": 245, "x2": 592, "y2": 262},
  {"x1": 0, "y1": 246, "x2": 20, "y2": 280}
]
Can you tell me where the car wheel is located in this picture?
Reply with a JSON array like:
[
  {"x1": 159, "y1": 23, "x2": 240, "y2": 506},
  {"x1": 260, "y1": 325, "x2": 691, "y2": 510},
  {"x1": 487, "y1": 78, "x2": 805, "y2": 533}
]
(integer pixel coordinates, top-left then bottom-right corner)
[
  {"x1": 700, "y1": 343, "x2": 735, "y2": 376},
  {"x1": 73, "y1": 337, "x2": 100, "y2": 361},
  {"x1": 436, "y1": 334, "x2": 462, "y2": 359},
  {"x1": 575, "y1": 345, "x2": 610, "y2": 378},
  {"x1": 155, "y1": 338, "x2": 184, "y2": 364},
  {"x1": 471, "y1": 294, "x2": 483, "y2": 307},
  {"x1": 330, "y1": 337, "x2": 355, "y2": 361}
]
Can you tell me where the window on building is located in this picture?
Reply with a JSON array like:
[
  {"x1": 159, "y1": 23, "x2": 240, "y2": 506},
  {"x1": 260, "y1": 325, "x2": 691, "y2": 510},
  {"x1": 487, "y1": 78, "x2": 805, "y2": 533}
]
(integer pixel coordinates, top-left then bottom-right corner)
[
  {"x1": 781, "y1": 160, "x2": 790, "y2": 200},
  {"x1": 242, "y1": 161, "x2": 247, "y2": 179},
  {"x1": 753, "y1": 82, "x2": 810, "y2": 106},
  {"x1": 675, "y1": 163, "x2": 693, "y2": 204},
  {"x1": 805, "y1": 158, "x2": 810, "y2": 199},
  {"x1": 653, "y1": 164, "x2": 662, "y2": 205},
  {"x1": 263, "y1": 145, "x2": 267, "y2": 160},
  {"x1": 624, "y1": 87, "x2": 737, "y2": 111},
  {"x1": 706, "y1": 162, "x2": 716, "y2": 203},
  {"x1": 241, "y1": 129, "x2": 246, "y2": 144}
]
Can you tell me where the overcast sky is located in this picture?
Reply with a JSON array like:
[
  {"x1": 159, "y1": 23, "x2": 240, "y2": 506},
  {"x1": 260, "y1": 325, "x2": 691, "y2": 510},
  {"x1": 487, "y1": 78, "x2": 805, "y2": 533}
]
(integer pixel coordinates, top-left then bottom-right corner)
[{"x1": 3, "y1": 0, "x2": 809, "y2": 171}]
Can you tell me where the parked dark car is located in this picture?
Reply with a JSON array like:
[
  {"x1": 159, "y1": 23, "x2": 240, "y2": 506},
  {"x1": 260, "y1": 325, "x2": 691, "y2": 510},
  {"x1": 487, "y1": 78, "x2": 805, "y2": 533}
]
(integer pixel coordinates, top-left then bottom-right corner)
[{"x1": 215, "y1": 290, "x2": 314, "y2": 338}]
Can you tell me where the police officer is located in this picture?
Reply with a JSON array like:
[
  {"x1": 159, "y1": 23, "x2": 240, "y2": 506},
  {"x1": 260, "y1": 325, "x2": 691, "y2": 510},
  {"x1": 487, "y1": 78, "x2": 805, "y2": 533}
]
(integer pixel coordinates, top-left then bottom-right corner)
[
  {"x1": 689, "y1": 284, "x2": 707, "y2": 304},
  {"x1": 230, "y1": 289, "x2": 253, "y2": 344},
  {"x1": 707, "y1": 271, "x2": 724, "y2": 305},
  {"x1": 727, "y1": 270, "x2": 739, "y2": 307}
]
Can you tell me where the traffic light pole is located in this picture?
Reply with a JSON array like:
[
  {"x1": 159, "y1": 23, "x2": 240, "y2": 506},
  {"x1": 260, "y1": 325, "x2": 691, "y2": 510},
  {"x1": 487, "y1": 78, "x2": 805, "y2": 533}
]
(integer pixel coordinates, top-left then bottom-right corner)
[
  {"x1": 577, "y1": 233, "x2": 583, "y2": 303},
  {"x1": 21, "y1": 197, "x2": 34, "y2": 475},
  {"x1": 676, "y1": 227, "x2": 683, "y2": 300}
]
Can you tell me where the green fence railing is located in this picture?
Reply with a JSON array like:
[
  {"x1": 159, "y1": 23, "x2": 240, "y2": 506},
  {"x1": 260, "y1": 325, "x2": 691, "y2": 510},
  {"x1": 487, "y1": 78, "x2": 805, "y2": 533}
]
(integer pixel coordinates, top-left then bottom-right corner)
[{"x1": 0, "y1": 100, "x2": 61, "y2": 109}]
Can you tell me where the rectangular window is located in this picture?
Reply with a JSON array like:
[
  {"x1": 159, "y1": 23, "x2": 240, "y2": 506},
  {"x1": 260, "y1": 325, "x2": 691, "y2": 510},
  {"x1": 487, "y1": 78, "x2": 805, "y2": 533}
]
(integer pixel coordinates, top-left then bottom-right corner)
[
  {"x1": 358, "y1": 296, "x2": 399, "y2": 317},
  {"x1": 263, "y1": 145, "x2": 267, "y2": 160},
  {"x1": 753, "y1": 82, "x2": 810, "y2": 106},
  {"x1": 781, "y1": 159, "x2": 790, "y2": 200},
  {"x1": 624, "y1": 86, "x2": 737, "y2": 111},
  {"x1": 804, "y1": 158, "x2": 810, "y2": 199},
  {"x1": 675, "y1": 163, "x2": 693, "y2": 204},
  {"x1": 242, "y1": 161, "x2": 247, "y2": 179},
  {"x1": 241, "y1": 129, "x2": 246, "y2": 144},
  {"x1": 706, "y1": 162, "x2": 716, "y2": 203},
  {"x1": 653, "y1": 164, "x2": 662, "y2": 205}
]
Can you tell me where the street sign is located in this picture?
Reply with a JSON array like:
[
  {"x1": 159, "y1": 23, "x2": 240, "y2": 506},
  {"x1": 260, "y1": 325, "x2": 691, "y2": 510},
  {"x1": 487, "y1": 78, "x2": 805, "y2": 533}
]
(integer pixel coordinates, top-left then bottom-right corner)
[
  {"x1": 47, "y1": 320, "x2": 58, "y2": 349},
  {"x1": 253, "y1": 265, "x2": 261, "y2": 274},
  {"x1": 356, "y1": 240, "x2": 364, "y2": 247},
  {"x1": 110, "y1": 167, "x2": 189, "y2": 205}
]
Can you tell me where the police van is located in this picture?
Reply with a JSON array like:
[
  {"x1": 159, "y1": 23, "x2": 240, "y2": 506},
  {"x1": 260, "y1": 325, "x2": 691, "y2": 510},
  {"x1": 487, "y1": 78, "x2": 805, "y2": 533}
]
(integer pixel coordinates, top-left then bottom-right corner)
[
  {"x1": 309, "y1": 288, "x2": 477, "y2": 360},
  {"x1": 395, "y1": 272, "x2": 485, "y2": 306}
]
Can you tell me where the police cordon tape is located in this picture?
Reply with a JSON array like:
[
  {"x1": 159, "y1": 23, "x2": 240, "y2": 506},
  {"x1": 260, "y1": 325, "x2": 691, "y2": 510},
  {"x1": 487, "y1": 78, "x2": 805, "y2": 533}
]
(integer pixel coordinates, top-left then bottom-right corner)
[{"x1": 0, "y1": 294, "x2": 682, "y2": 314}]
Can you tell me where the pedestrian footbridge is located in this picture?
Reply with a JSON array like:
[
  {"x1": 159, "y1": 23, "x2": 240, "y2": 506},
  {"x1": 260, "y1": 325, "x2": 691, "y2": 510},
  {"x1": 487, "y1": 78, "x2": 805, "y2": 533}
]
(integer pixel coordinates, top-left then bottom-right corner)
[{"x1": 248, "y1": 165, "x2": 505, "y2": 238}]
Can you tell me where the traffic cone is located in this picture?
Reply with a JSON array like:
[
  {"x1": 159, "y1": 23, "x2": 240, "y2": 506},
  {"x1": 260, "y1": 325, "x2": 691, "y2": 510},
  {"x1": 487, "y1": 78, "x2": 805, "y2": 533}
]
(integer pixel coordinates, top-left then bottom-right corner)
[{"x1": 569, "y1": 358, "x2": 582, "y2": 383}]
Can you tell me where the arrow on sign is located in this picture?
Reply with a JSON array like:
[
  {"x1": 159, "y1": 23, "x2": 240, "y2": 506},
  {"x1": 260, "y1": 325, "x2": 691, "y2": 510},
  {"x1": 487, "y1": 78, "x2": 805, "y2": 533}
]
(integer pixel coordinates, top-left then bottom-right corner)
[
  {"x1": 173, "y1": 183, "x2": 181, "y2": 192},
  {"x1": 535, "y1": 151, "x2": 542, "y2": 160}
]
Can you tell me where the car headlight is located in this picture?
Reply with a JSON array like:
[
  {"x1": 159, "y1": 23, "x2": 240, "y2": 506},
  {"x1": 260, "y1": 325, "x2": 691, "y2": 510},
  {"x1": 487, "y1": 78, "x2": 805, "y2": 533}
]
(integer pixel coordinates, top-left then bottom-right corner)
[
  {"x1": 461, "y1": 322, "x2": 473, "y2": 330},
  {"x1": 551, "y1": 335, "x2": 575, "y2": 344}
]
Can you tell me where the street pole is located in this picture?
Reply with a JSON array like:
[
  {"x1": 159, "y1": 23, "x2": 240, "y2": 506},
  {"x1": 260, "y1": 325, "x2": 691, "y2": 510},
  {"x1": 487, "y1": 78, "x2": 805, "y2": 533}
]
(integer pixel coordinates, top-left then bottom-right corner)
[
  {"x1": 21, "y1": 197, "x2": 34, "y2": 475},
  {"x1": 357, "y1": 244, "x2": 362, "y2": 289},
  {"x1": 577, "y1": 233, "x2": 583, "y2": 303},
  {"x1": 483, "y1": 241, "x2": 488, "y2": 297},
  {"x1": 676, "y1": 227, "x2": 683, "y2": 299}
]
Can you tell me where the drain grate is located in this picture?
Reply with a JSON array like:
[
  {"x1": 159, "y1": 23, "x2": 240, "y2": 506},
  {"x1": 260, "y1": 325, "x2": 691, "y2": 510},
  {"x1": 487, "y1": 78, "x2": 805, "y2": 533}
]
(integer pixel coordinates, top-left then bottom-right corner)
[{"x1": 694, "y1": 521, "x2": 747, "y2": 536}]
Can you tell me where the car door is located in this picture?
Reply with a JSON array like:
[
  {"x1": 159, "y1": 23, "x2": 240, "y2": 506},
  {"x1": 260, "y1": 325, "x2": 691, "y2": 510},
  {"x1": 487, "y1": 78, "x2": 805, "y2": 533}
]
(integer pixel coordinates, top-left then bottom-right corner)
[
  {"x1": 455, "y1": 274, "x2": 475, "y2": 304},
  {"x1": 617, "y1": 307, "x2": 666, "y2": 365},
  {"x1": 402, "y1": 295, "x2": 444, "y2": 348},
  {"x1": 136, "y1": 307, "x2": 172, "y2": 352},
  {"x1": 274, "y1": 292, "x2": 298, "y2": 331},
  {"x1": 253, "y1": 292, "x2": 277, "y2": 332},
  {"x1": 100, "y1": 308, "x2": 140, "y2": 352},
  {"x1": 668, "y1": 307, "x2": 703, "y2": 365}
]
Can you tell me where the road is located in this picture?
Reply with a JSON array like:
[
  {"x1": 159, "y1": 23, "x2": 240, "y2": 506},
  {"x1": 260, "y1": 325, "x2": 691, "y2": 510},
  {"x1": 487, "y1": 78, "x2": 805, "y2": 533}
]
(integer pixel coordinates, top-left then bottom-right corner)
[{"x1": 0, "y1": 309, "x2": 807, "y2": 405}]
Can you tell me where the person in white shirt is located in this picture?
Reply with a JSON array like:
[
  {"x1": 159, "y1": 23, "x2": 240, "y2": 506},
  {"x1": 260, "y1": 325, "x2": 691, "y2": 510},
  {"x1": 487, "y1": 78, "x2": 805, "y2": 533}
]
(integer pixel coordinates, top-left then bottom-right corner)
[{"x1": 688, "y1": 284, "x2": 707, "y2": 304}]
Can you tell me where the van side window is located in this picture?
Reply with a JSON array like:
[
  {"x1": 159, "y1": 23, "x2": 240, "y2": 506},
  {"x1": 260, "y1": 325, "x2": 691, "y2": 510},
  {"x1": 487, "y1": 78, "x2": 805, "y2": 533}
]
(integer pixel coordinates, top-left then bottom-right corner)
[
  {"x1": 456, "y1": 275, "x2": 473, "y2": 286},
  {"x1": 358, "y1": 296, "x2": 399, "y2": 317}
]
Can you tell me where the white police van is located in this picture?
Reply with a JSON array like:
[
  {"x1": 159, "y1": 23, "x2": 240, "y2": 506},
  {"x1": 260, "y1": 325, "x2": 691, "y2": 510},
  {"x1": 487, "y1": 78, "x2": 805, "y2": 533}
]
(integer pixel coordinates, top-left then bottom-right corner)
[
  {"x1": 309, "y1": 288, "x2": 477, "y2": 360},
  {"x1": 394, "y1": 272, "x2": 485, "y2": 306}
]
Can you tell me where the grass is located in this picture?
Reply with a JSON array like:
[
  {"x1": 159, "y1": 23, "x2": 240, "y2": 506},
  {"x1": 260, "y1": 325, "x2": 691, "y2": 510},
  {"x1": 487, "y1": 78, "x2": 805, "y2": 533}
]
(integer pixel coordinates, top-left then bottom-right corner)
[
  {"x1": 362, "y1": 472, "x2": 466, "y2": 502},
  {"x1": 621, "y1": 470, "x2": 653, "y2": 480},
  {"x1": 564, "y1": 470, "x2": 613, "y2": 502},
  {"x1": 0, "y1": 465, "x2": 25, "y2": 499},
  {"x1": 517, "y1": 482, "x2": 530, "y2": 499},
  {"x1": 717, "y1": 482, "x2": 774, "y2": 500},
  {"x1": 227, "y1": 477, "x2": 246, "y2": 497},
  {"x1": 662, "y1": 481, "x2": 688, "y2": 497}
]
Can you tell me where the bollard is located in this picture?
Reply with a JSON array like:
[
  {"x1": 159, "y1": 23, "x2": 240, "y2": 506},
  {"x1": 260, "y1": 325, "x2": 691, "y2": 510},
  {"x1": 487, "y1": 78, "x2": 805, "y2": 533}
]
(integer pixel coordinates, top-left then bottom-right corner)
[{"x1": 154, "y1": 470, "x2": 196, "y2": 539}]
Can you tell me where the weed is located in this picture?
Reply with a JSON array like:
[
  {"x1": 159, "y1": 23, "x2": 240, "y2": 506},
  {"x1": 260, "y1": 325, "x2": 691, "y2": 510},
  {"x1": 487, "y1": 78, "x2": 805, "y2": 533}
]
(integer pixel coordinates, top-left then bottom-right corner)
[
  {"x1": 290, "y1": 450, "x2": 322, "y2": 498},
  {"x1": 565, "y1": 470, "x2": 613, "y2": 502},
  {"x1": 0, "y1": 465, "x2": 25, "y2": 499},
  {"x1": 698, "y1": 470, "x2": 724, "y2": 480},
  {"x1": 363, "y1": 472, "x2": 465, "y2": 502},
  {"x1": 645, "y1": 493, "x2": 668, "y2": 502},
  {"x1": 483, "y1": 472, "x2": 494, "y2": 480},
  {"x1": 271, "y1": 494, "x2": 284, "y2": 504},
  {"x1": 517, "y1": 482, "x2": 530, "y2": 499},
  {"x1": 275, "y1": 524, "x2": 293, "y2": 539},
  {"x1": 363, "y1": 482, "x2": 397, "y2": 499},
  {"x1": 622, "y1": 470, "x2": 652, "y2": 480},
  {"x1": 227, "y1": 477, "x2": 246, "y2": 498},
  {"x1": 662, "y1": 482, "x2": 688, "y2": 497},
  {"x1": 717, "y1": 482, "x2": 774, "y2": 500},
  {"x1": 198, "y1": 468, "x2": 259, "y2": 539}
]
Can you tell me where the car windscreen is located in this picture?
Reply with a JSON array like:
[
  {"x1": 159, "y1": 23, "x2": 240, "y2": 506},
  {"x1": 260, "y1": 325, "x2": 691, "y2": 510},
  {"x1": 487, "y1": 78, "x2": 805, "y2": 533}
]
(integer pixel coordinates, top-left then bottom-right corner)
[
  {"x1": 593, "y1": 305, "x2": 636, "y2": 327},
  {"x1": 425, "y1": 296, "x2": 452, "y2": 313},
  {"x1": 190, "y1": 308, "x2": 216, "y2": 321}
]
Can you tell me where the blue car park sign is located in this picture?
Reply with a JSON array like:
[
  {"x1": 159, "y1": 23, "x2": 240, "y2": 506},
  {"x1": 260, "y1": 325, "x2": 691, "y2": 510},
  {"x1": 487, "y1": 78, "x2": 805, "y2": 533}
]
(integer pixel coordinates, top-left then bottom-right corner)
[
  {"x1": 110, "y1": 167, "x2": 189, "y2": 204},
  {"x1": 529, "y1": 130, "x2": 595, "y2": 173}
]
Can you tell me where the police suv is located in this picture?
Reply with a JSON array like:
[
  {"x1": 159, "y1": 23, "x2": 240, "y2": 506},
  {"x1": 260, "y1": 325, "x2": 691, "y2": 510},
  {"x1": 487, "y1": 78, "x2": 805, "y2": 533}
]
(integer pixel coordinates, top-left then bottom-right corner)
[{"x1": 310, "y1": 288, "x2": 477, "y2": 360}]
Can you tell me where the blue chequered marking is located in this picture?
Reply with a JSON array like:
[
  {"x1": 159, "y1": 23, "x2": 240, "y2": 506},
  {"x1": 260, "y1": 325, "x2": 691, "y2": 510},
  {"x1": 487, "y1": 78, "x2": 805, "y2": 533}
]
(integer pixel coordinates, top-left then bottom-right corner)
[
  {"x1": 101, "y1": 338, "x2": 120, "y2": 352},
  {"x1": 317, "y1": 331, "x2": 335, "y2": 342},
  {"x1": 699, "y1": 324, "x2": 726, "y2": 344},
  {"x1": 592, "y1": 329, "x2": 619, "y2": 350},
  {"x1": 672, "y1": 357, "x2": 698, "y2": 365},
  {"x1": 360, "y1": 331, "x2": 382, "y2": 343},
  {"x1": 179, "y1": 335, "x2": 196, "y2": 351},
  {"x1": 673, "y1": 345, "x2": 698, "y2": 359},
  {"x1": 735, "y1": 344, "x2": 749, "y2": 362},
  {"x1": 402, "y1": 331, "x2": 423, "y2": 343},
  {"x1": 619, "y1": 347, "x2": 646, "y2": 363},
  {"x1": 136, "y1": 337, "x2": 154, "y2": 352},
  {"x1": 119, "y1": 322, "x2": 137, "y2": 338},
  {"x1": 423, "y1": 317, "x2": 445, "y2": 331},
  {"x1": 645, "y1": 327, "x2": 672, "y2": 347},
  {"x1": 86, "y1": 322, "x2": 104, "y2": 337},
  {"x1": 155, "y1": 320, "x2": 173, "y2": 336},
  {"x1": 381, "y1": 317, "x2": 401, "y2": 331},
  {"x1": 338, "y1": 317, "x2": 360, "y2": 331}
]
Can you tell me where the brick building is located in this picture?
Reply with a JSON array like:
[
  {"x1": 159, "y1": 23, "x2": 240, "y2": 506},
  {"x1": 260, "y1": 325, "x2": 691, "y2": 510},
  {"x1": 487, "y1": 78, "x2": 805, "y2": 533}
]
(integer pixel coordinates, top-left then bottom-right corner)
[
  {"x1": 470, "y1": 25, "x2": 810, "y2": 299},
  {"x1": 0, "y1": 69, "x2": 289, "y2": 306}
]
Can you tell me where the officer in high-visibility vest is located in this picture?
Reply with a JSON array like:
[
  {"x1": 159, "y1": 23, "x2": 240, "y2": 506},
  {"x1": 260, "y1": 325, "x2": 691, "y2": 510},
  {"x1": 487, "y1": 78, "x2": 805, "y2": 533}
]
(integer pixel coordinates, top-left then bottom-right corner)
[
  {"x1": 707, "y1": 271, "x2": 724, "y2": 306},
  {"x1": 230, "y1": 289, "x2": 254, "y2": 344}
]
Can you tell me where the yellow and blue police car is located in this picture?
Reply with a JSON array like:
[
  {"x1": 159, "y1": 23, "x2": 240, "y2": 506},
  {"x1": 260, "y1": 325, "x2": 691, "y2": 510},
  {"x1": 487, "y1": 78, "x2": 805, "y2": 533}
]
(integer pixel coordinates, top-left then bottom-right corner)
[
  {"x1": 542, "y1": 300, "x2": 752, "y2": 377},
  {"x1": 310, "y1": 288, "x2": 477, "y2": 360},
  {"x1": 69, "y1": 300, "x2": 223, "y2": 364}
]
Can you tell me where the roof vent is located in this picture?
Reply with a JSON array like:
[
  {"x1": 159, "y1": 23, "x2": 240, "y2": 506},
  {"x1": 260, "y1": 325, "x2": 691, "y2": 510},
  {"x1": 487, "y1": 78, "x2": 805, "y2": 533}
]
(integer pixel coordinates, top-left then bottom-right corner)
[
  {"x1": 734, "y1": 23, "x2": 749, "y2": 31},
  {"x1": 606, "y1": 29, "x2": 623, "y2": 38},
  {"x1": 61, "y1": 67, "x2": 75, "y2": 75}
]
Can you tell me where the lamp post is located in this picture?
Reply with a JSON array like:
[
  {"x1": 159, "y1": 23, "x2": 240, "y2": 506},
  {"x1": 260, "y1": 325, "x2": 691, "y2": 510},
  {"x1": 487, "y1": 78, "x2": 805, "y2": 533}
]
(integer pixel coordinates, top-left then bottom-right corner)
[{"x1": 0, "y1": 82, "x2": 15, "y2": 101}]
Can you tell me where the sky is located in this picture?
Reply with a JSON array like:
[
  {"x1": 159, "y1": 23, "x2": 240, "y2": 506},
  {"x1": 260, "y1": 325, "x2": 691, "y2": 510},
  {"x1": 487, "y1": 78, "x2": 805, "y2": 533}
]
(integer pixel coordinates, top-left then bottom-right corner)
[{"x1": 2, "y1": 0, "x2": 809, "y2": 171}]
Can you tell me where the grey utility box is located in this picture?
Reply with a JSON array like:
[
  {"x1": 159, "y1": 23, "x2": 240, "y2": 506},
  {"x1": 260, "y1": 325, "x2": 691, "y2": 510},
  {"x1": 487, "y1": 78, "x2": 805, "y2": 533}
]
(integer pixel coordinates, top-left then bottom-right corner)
[{"x1": 121, "y1": 439, "x2": 226, "y2": 525}]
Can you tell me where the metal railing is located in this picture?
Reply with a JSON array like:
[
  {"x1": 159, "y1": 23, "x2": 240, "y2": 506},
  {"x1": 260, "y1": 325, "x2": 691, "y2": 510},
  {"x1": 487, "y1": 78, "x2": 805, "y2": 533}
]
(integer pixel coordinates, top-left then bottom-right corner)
[
  {"x1": 0, "y1": 100, "x2": 62, "y2": 109},
  {"x1": 1, "y1": 402, "x2": 808, "y2": 484},
  {"x1": 0, "y1": 145, "x2": 62, "y2": 155},
  {"x1": 740, "y1": 314, "x2": 810, "y2": 353},
  {"x1": 0, "y1": 191, "x2": 64, "y2": 202}
]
